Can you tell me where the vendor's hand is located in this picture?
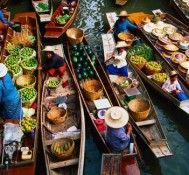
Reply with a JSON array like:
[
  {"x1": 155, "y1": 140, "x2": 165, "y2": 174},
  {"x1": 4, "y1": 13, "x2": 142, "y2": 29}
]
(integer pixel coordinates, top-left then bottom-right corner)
[
  {"x1": 107, "y1": 28, "x2": 113, "y2": 33},
  {"x1": 38, "y1": 66, "x2": 43, "y2": 70},
  {"x1": 126, "y1": 123, "x2": 132, "y2": 134},
  {"x1": 162, "y1": 88, "x2": 167, "y2": 92}
]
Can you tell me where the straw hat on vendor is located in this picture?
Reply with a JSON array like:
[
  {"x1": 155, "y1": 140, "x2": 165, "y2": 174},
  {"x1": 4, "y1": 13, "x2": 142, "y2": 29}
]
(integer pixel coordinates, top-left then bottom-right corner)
[
  {"x1": 105, "y1": 106, "x2": 129, "y2": 128},
  {"x1": 115, "y1": 41, "x2": 127, "y2": 48},
  {"x1": 117, "y1": 10, "x2": 128, "y2": 17},
  {"x1": 42, "y1": 46, "x2": 55, "y2": 53},
  {"x1": 169, "y1": 70, "x2": 178, "y2": 77}
]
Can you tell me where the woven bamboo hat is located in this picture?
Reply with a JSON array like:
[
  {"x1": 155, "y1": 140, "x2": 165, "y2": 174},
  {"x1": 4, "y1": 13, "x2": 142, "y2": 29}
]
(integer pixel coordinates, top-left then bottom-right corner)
[
  {"x1": 117, "y1": 11, "x2": 128, "y2": 17},
  {"x1": 115, "y1": 41, "x2": 127, "y2": 48},
  {"x1": 169, "y1": 70, "x2": 178, "y2": 77},
  {"x1": 0, "y1": 63, "x2": 8, "y2": 78},
  {"x1": 42, "y1": 46, "x2": 55, "y2": 52},
  {"x1": 105, "y1": 106, "x2": 129, "y2": 128}
]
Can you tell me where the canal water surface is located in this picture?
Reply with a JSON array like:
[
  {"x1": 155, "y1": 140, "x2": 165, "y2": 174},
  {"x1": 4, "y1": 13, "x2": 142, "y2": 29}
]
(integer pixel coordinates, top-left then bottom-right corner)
[{"x1": 7, "y1": 0, "x2": 189, "y2": 174}]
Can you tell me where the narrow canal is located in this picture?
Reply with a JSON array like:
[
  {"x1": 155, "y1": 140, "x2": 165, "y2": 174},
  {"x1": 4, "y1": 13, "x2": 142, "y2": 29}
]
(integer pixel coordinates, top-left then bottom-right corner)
[{"x1": 7, "y1": 0, "x2": 189, "y2": 174}]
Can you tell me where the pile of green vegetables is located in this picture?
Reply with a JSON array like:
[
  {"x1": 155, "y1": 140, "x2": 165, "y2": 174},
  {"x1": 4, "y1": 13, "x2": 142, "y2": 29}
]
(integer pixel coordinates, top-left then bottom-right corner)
[
  {"x1": 8, "y1": 45, "x2": 22, "y2": 55},
  {"x1": 127, "y1": 43, "x2": 155, "y2": 61},
  {"x1": 19, "y1": 88, "x2": 37, "y2": 102},
  {"x1": 5, "y1": 55, "x2": 20, "y2": 67},
  {"x1": 48, "y1": 79, "x2": 60, "y2": 87},
  {"x1": 36, "y1": 2, "x2": 49, "y2": 11},
  {"x1": 9, "y1": 65, "x2": 22, "y2": 76},
  {"x1": 21, "y1": 58, "x2": 38, "y2": 69},
  {"x1": 19, "y1": 47, "x2": 36, "y2": 59},
  {"x1": 55, "y1": 14, "x2": 70, "y2": 25}
]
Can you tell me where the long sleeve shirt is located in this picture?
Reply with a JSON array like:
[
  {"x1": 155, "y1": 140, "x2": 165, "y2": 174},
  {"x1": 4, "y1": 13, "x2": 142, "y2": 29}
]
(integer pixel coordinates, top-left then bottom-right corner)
[
  {"x1": 43, "y1": 53, "x2": 65, "y2": 71},
  {"x1": 113, "y1": 19, "x2": 137, "y2": 36},
  {"x1": 106, "y1": 126, "x2": 130, "y2": 152},
  {"x1": 162, "y1": 79, "x2": 182, "y2": 93},
  {"x1": 0, "y1": 10, "x2": 12, "y2": 26},
  {"x1": 113, "y1": 50, "x2": 127, "y2": 68}
]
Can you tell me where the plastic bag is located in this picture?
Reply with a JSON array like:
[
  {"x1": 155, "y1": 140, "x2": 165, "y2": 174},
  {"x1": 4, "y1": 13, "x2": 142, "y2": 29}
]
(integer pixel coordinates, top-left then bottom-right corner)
[{"x1": 3, "y1": 123, "x2": 24, "y2": 145}]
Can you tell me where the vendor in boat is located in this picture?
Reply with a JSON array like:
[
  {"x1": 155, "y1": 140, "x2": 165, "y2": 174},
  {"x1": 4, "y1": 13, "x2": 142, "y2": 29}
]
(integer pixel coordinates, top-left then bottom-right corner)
[
  {"x1": 62, "y1": 0, "x2": 76, "y2": 7},
  {"x1": 0, "y1": 5, "x2": 13, "y2": 27},
  {"x1": 106, "y1": 41, "x2": 128, "y2": 77},
  {"x1": 40, "y1": 46, "x2": 66, "y2": 77},
  {"x1": 108, "y1": 10, "x2": 137, "y2": 42},
  {"x1": 0, "y1": 63, "x2": 23, "y2": 120},
  {"x1": 105, "y1": 106, "x2": 132, "y2": 152},
  {"x1": 162, "y1": 70, "x2": 188, "y2": 100}
]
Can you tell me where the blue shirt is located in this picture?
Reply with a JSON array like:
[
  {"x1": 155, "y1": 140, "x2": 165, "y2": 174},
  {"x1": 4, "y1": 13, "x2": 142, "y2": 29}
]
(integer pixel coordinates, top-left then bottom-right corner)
[
  {"x1": 0, "y1": 73, "x2": 23, "y2": 119},
  {"x1": 106, "y1": 126, "x2": 130, "y2": 152},
  {"x1": 113, "y1": 19, "x2": 137, "y2": 36},
  {"x1": 0, "y1": 10, "x2": 12, "y2": 26}
]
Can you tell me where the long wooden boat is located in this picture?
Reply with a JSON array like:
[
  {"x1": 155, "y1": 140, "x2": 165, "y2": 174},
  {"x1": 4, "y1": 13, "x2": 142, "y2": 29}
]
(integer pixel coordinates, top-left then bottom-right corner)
[
  {"x1": 66, "y1": 35, "x2": 140, "y2": 174},
  {"x1": 41, "y1": 44, "x2": 85, "y2": 175},
  {"x1": 170, "y1": 0, "x2": 189, "y2": 25},
  {"x1": 31, "y1": 0, "x2": 53, "y2": 23},
  {"x1": 102, "y1": 33, "x2": 173, "y2": 158},
  {"x1": 0, "y1": 11, "x2": 10, "y2": 60},
  {"x1": 0, "y1": 12, "x2": 42, "y2": 175},
  {"x1": 133, "y1": 12, "x2": 189, "y2": 88},
  {"x1": 44, "y1": 0, "x2": 80, "y2": 38}
]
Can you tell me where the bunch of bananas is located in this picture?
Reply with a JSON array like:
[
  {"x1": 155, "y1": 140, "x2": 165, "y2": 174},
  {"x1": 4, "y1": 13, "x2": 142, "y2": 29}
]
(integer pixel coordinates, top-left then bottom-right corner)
[
  {"x1": 52, "y1": 141, "x2": 72, "y2": 154},
  {"x1": 21, "y1": 117, "x2": 37, "y2": 133},
  {"x1": 152, "y1": 73, "x2": 168, "y2": 83},
  {"x1": 145, "y1": 61, "x2": 162, "y2": 71}
]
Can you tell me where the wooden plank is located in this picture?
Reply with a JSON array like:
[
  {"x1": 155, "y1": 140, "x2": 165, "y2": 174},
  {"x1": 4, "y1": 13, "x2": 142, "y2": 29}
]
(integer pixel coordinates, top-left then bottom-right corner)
[
  {"x1": 159, "y1": 144, "x2": 173, "y2": 156},
  {"x1": 45, "y1": 134, "x2": 80, "y2": 145},
  {"x1": 136, "y1": 119, "x2": 156, "y2": 126},
  {"x1": 49, "y1": 158, "x2": 79, "y2": 169}
]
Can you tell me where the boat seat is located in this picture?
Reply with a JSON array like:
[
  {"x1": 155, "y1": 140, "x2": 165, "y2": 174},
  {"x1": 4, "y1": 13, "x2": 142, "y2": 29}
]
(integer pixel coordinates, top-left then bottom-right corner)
[{"x1": 136, "y1": 119, "x2": 156, "y2": 126}]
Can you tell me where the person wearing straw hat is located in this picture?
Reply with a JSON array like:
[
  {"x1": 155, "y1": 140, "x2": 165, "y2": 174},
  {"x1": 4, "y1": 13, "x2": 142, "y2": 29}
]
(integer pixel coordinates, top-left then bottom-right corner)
[
  {"x1": 108, "y1": 10, "x2": 137, "y2": 42},
  {"x1": 106, "y1": 41, "x2": 128, "y2": 77},
  {"x1": 0, "y1": 63, "x2": 23, "y2": 120},
  {"x1": 105, "y1": 106, "x2": 132, "y2": 152},
  {"x1": 162, "y1": 70, "x2": 188, "y2": 100},
  {"x1": 39, "y1": 46, "x2": 66, "y2": 77}
]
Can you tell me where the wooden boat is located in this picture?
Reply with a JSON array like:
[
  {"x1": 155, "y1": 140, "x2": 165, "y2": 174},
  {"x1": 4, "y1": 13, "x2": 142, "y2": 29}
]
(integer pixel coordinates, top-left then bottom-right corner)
[
  {"x1": 40, "y1": 44, "x2": 85, "y2": 175},
  {"x1": 170, "y1": 0, "x2": 189, "y2": 25},
  {"x1": 115, "y1": 0, "x2": 129, "y2": 6},
  {"x1": 31, "y1": 0, "x2": 53, "y2": 23},
  {"x1": 132, "y1": 12, "x2": 189, "y2": 88},
  {"x1": 102, "y1": 33, "x2": 173, "y2": 158},
  {"x1": 100, "y1": 153, "x2": 139, "y2": 175},
  {"x1": 44, "y1": 0, "x2": 80, "y2": 38},
  {"x1": 66, "y1": 35, "x2": 140, "y2": 175},
  {"x1": 0, "y1": 12, "x2": 42, "y2": 175},
  {"x1": 0, "y1": 11, "x2": 10, "y2": 60}
]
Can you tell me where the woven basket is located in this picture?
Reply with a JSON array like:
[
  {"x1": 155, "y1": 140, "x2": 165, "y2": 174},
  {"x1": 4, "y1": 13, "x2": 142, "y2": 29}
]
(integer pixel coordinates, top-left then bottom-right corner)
[
  {"x1": 16, "y1": 75, "x2": 36, "y2": 89},
  {"x1": 115, "y1": 77, "x2": 132, "y2": 93},
  {"x1": 46, "y1": 77, "x2": 61, "y2": 89},
  {"x1": 47, "y1": 107, "x2": 67, "y2": 125},
  {"x1": 83, "y1": 79, "x2": 103, "y2": 101},
  {"x1": 118, "y1": 32, "x2": 134, "y2": 47},
  {"x1": 144, "y1": 62, "x2": 162, "y2": 75},
  {"x1": 19, "y1": 88, "x2": 37, "y2": 108},
  {"x1": 21, "y1": 58, "x2": 38, "y2": 75},
  {"x1": 51, "y1": 138, "x2": 75, "y2": 160},
  {"x1": 128, "y1": 98, "x2": 150, "y2": 121},
  {"x1": 66, "y1": 28, "x2": 84, "y2": 45}
]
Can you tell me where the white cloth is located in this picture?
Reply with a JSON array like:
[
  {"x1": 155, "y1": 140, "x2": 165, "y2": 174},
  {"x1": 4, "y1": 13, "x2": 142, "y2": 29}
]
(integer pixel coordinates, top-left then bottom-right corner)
[
  {"x1": 162, "y1": 79, "x2": 182, "y2": 93},
  {"x1": 113, "y1": 50, "x2": 127, "y2": 68}
]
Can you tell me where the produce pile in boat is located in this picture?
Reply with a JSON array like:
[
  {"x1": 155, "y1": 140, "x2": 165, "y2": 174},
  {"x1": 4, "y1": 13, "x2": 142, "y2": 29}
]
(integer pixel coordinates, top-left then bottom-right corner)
[
  {"x1": 70, "y1": 43, "x2": 96, "y2": 80},
  {"x1": 55, "y1": 14, "x2": 70, "y2": 25},
  {"x1": 36, "y1": 2, "x2": 49, "y2": 11},
  {"x1": 21, "y1": 117, "x2": 37, "y2": 133}
]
